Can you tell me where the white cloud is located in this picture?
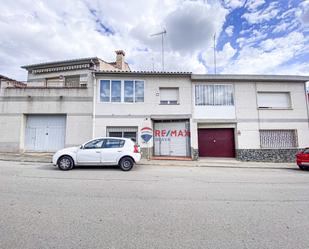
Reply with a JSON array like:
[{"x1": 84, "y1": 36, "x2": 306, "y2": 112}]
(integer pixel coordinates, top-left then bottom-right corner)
[
  {"x1": 243, "y1": 2, "x2": 279, "y2": 24},
  {"x1": 300, "y1": 6, "x2": 309, "y2": 25},
  {"x1": 223, "y1": 31, "x2": 308, "y2": 74},
  {"x1": 202, "y1": 42, "x2": 237, "y2": 71},
  {"x1": 222, "y1": 0, "x2": 246, "y2": 9},
  {"x1": 245, "y1": 0, "x2": 265, "y2": 11},
  {"x1": 236, "y1": 29, "x2": 267, "y2": 48},
  {"x1": 225, "y1": 25, "x2": 234, "y2": 36},
  {"x1": 164, "y1": 1, "x2": 227, "y2": 53},
  {"x1": 0, "y1": 0, "x2": 226, "y2": 80},
  {"x1": 0, "y1": 0, "x2": 308, "y2": 80}
]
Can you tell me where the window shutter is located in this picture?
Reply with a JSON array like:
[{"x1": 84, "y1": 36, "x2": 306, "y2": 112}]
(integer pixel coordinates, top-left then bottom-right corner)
[
  {"x1": 258, "y1": 92, "x2": 291, "y2": 108},
  {"x1": 160, "y1": 88, "x2": 179, "y2": 102}
]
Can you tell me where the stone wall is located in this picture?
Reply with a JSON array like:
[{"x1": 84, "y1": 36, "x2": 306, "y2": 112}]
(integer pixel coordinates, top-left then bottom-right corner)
[
  {"x1": 191, "y1": 148, "x2": 199, "y2": 161},
  {"x1": 236, "y1": 149, "x2": 303, "y2": 163},
  {"x1": 141, "y1": 147, "x2": 153, "y2": 159}
]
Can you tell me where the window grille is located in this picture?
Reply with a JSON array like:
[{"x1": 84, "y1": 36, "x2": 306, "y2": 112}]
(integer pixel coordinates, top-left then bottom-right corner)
[
  {"x1": 260, "y1": 130, "x2": 297, "y2": 148},
  {"x1": 65, "y1": 76, "x2": 80, "y2": 87}
]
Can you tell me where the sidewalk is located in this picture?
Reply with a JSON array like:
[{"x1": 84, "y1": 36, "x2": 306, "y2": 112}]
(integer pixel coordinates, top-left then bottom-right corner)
[
  {"x1": 140, "y1": 158, "x2": 295, "y2": 169},
  {"x1": 0, "y1": 152, "x2": 295, "y2": 169}
]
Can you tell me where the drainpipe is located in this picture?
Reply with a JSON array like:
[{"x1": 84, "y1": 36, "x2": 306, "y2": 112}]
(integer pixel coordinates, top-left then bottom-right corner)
[
  {"x1": 92, "y1": 71, "x2": 96, "y2": 139},
  {"x1": 304, "y1": 81, "x2": 309, "y2": 129}
]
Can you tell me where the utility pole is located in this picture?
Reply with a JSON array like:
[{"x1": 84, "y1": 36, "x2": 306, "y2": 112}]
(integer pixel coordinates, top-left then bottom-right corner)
[
  {"x1": 150, "y1": 29, "x2": 167, "y2": 71},
  {"x1": 213, "y1": 33, "x2": 217, "y2": 74}
]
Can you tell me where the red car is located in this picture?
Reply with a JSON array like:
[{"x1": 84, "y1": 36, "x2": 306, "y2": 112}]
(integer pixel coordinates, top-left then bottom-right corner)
[{"x1": 296, "y1": 148, "x2": 309, "y2": 170}]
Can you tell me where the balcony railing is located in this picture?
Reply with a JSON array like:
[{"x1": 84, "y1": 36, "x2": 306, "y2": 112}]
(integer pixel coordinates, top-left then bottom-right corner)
[{"x1": 6, "y1": 80, "x2": 87, "y2": 89}]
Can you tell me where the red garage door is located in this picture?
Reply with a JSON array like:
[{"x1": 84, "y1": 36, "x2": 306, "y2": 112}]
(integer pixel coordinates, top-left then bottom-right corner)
[{"x1": 198, "y1": 128, "x2": 235, "y2": 157}]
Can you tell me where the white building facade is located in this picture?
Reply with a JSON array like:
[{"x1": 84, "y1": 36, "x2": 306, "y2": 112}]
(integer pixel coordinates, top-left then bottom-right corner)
[{"x1": 0, "y1": 56, "x2": 308, "y2": 162}]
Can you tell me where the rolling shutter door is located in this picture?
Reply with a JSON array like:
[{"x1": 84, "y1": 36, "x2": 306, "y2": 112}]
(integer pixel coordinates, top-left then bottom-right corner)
[{"x1": 154, "y1": 120, "x2": 190, "y2": 157}]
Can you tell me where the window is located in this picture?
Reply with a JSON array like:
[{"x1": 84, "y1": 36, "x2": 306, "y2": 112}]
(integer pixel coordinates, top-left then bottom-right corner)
[
  {"x1": 111, "y1": 80, "x2": 121, "y2": 102},
  {"x1": 124, "y1": 80, "x2": 144, "y2": 102},
  {"x1": 107, "y1": 127, "x2": 138, "y2": 142},
  {"x1": 303, "y1": 148, "x2": 309, "y2": 154},
  {"x1": 83, "y1": 139, "x2": 104, "y2": 149},
  {"x1": 135, "y1": 81, "x2": 144, "y2": 102},
  {"x1": 100, "y1": 80, "x2": 144, "y2": 103},
  {"x1": 257, "y1": 92, "x2": 291, "y2": 109},
  {"x1": 65, "y1": 75, "x2": 80, "y2": 87},
  {"x1": 124, "y1": 80, "x2": 134, "y2": 102},
  {"x1": 103, "y1": 139, "x2": 125, "y2": 148},
  {"x1": 46, "y1": 77, "x2": 62, "y2": 87},
  {"x1": 160, "y1": 88, "x2": 179, "y2": 105},
  {"x1": 100, "y1": 80, "x2": 110, "y2": 102},
  {"x1": 109, "y1": 132, "x2": 123, "y2": 138},
  {"x1": 195, "y1": 84, "x2": 234, "y2": 106},
  {"x1": 100, "y1": 80, "x2": 121, "y2": 102},
  {"x1": 123, "y1": 132, "x2": 137, "y2": 142},
  {"x1": 260, "y1": 130, "x2": 297, "y2": 148}
]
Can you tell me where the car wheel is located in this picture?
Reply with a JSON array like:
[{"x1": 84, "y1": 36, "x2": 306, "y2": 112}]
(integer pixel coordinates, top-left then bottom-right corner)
[
  {"x1": 119, "y1": 157, "x2": 134, "y2": 171},
  {"x1": 58, "y1": 156, "x2": 74, "y2": 171},
  {"x1": 298, "y1": 165, "x2": 307, "y2": 170}
]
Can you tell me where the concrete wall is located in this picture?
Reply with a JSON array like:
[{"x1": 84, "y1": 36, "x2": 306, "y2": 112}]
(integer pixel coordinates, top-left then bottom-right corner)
[
  {"x1": 95, "y1": 75, "x2": 192, "y2": 116},
  {"x1": 235, "y1": 82, "x2": 309, "y2": 149},
  {"x1": 27, "y1": 69, "x2": 92, "y2": 87},
  {"x1": 0, "y1": 86, "x2": 93, "y2": 152},
  {"x1": 191, "y1": 80, "x2": 309, "y2": 159},
  {"x1": 192, "y1": 83, "x2": 236, "y2": 119},
  {"x1": 93, "y1": 75, "x2": 192, "y2": 157}
]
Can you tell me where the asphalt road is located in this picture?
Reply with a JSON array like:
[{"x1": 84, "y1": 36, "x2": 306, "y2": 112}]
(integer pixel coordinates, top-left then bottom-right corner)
[{"x1": 1, "y1": 161, "x2": 309, "y2": 249}]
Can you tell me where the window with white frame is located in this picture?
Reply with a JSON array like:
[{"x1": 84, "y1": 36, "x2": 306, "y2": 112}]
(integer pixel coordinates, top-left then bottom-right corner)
[
  {"x1": 100, "y1": 80, "x2": 144, "y2": 103},
  {"x1": 111, "y1": 80, "x2": 121, "y2": 102},
  {"x1": 100, "y1": 80, "x2": 111, "y2": 102},
  {"x1": 260, "y1": 130, "x2": 297, "y2": 148},
  {"x1": 160, "y1": 88, "x2": 179, "y2": 105},
  {"x1": 257, "y1": 92, "x2": 291, "y2": 109},
  {"x1": 106, "y1": 126, "x2": 138, "y2": 142},
  {"x1": 195, "y1": 84, "x2": 234, "y2": 106}
]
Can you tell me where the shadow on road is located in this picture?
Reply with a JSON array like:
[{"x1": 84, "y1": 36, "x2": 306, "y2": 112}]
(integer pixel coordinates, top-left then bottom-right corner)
[{"x1": 38, "y1": 164, "x2": 124, "y2": 172}]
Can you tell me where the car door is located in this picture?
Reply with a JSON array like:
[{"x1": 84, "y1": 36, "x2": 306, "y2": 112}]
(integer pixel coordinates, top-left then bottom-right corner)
[
  {"x1": 76, "y1": 139, "x2": 104, "y2": 165},
  {"x1": 302, "y1": 148, "x2": 309, "y2": 166},
  {"x1": 101, "y1": 139, "x2": 126, "y2": 165}
]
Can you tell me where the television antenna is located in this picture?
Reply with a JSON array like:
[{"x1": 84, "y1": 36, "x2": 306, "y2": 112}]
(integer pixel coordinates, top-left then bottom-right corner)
[
  {"x1": 150, "y1": 29, "x2": 167, "y2": 71},
  {"x1": 213, "y1": 33, "x2": 217, "y2": 74}
]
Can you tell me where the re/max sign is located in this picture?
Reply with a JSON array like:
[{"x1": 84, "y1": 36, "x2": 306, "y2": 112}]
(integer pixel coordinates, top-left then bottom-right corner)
[{"x1": 154, "y1": 129, "x2": 190, "y2": 137}]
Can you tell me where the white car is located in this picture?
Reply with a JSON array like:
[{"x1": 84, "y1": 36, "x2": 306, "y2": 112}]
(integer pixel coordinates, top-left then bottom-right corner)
[{"x1": 52, "y1": 137, "x2": 141, "y2": 171}]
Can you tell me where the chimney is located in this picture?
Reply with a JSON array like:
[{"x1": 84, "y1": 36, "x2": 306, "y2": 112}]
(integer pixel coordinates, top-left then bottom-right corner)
[{"x1": 115, "y1": 50, "x2": 125, "y2": 70}]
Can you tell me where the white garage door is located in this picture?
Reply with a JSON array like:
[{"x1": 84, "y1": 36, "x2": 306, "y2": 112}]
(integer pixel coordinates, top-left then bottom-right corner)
[
  {"x1": 154, "y1": 120, "x2": 190, "y2": 157},
  {"x1": 25, "y1": 115, "x2": 66, "y2": 152}
]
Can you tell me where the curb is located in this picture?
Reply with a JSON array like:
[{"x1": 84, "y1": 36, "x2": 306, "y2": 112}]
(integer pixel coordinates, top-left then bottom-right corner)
[{"x1": 0, "y1": 158, "x2": 295, "y2": 170}]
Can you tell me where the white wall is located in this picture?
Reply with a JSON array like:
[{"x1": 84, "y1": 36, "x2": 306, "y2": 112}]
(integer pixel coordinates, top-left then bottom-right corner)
[
  {"x1": 235, "y1": 81, "x2": 309, "y2": 149},
  {"x1": 95, "y1": 75, "x2": 192, "y2": 116},
  {"x1": 192, "y1": 83, "x2": 236, "y2": 120}
]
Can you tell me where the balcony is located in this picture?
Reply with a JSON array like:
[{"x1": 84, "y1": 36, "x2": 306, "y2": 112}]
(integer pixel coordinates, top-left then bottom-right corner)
[{"x1": 2, "y1": 81, "x2": 91, "y2": 98}]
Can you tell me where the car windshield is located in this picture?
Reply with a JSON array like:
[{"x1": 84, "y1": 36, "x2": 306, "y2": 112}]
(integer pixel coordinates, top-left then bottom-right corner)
[{"x1": 303, "y1": 148, "x2": 309, "y2": 154}]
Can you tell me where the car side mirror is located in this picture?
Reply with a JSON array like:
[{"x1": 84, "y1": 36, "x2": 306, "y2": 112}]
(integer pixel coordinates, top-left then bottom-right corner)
[{"x1": 80, "y1": 145, "x2": 84, "y2": 149}]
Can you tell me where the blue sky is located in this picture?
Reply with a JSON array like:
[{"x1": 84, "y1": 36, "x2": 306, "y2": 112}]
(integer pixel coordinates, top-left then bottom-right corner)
[{"x1": 0, "y1": 0, "x2": 308, "y2": 80}]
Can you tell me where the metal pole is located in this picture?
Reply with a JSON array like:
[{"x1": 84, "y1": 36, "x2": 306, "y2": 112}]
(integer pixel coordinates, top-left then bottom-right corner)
[
  {"x1": 214, "y1": 34, "x2": 216, "y2": 74},
  {"x1": 162, "y1": 33, "x2": 164, "y2": 71}
]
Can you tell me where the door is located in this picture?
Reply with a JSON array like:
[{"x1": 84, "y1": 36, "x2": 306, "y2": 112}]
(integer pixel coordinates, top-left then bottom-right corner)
[
  {"x1": 301, "y1": 148, "x2": 309, "y2": 166},
  {"x1": 76, "y1": 139, "x2": 104, "y2": 164},
  {"x1": 198, "y1": 128, "x2": 235, "y2": 157},
  {"x1": 25, "y1": 115, "x2": 66, "y2": 152},
  {"x1": 101, "y1": 139, "x2": 126, "y2": 164},
  {"x1": 154, "y1": 121, "x2": 190, "y2": 157}
]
